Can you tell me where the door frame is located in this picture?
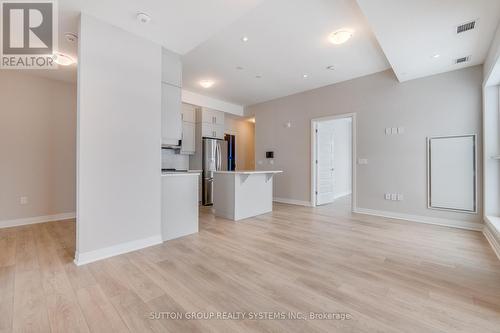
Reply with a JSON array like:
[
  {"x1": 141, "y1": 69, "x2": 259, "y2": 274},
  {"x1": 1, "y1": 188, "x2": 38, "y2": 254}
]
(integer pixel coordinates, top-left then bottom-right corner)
[{"x1": 310, "y1": 113, "x2": 357, "y2": 210}]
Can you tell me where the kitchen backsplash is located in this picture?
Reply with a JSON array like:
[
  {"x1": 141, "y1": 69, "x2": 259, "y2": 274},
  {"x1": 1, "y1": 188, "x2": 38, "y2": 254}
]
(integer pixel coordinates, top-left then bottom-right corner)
[{"x1": 162, "y1": 149, "x2": 189, "y2": 170}]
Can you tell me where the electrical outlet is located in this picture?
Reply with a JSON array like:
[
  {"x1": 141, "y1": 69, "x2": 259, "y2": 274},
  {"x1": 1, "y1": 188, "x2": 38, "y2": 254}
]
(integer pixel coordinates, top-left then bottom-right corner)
[{"x1": 20, "y1": 196, "x2": 28, "y2": 205}]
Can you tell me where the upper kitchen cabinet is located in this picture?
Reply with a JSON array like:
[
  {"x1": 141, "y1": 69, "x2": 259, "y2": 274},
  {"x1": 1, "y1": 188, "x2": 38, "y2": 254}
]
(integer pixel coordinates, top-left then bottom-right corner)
[
  {"x1": 162, "y1": 48, "x2": 182, "y2": 87},
  {"x1": 180, "y1": 103, "x2": 196, "y2": 154},
  {"x1": 196, "y1": 107, "x2": 224, "y2": 126},
  {"x1": 182, "y1": 103, "x2": 196, "y2": 123},
  {"x1": 161, "y1": 47, "x2": 183, "y2": 145},
  {"x1": 162, "y1": 83, "x2": 182, "y2": 144}
]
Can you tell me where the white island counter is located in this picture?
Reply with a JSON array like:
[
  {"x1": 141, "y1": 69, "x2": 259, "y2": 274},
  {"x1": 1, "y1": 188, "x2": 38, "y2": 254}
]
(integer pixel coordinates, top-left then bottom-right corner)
[{"x1": 213, "y1": 170, "x2": 283, "y2": 221}]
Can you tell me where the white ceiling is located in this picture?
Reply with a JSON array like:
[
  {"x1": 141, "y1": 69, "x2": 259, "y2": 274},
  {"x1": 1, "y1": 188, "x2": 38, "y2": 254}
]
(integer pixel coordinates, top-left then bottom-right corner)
[
  {"x1": 182, "y1": 0, "x2": 390, "y2": 106},
  {"x1": 356, "y1": 0, "x2": 500, "y2": 82},
  {"x1": 59, "y1": 0, "x2": 264, "y2": 55},
  {"x1": 23, "y1": 0, "x2": 500, "y2": 106},
  {"x1": 30, "y1": 0, "x2": 265, "y2": 83}
]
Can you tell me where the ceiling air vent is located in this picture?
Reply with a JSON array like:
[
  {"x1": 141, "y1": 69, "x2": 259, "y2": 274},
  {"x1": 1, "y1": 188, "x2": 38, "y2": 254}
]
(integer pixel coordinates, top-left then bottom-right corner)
[
  {"x1": 455, "y1": 56, "x2": 471, "y2": 64},
  {"x1": 456, "y1": 20, "x2": 476, "y2": 34}
]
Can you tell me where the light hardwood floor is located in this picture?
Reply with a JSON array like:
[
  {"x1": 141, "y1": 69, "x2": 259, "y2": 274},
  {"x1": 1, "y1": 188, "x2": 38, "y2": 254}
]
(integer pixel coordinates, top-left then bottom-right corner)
[{"x1": 1, "y1": 200, "x2": 499, "y2": 333}]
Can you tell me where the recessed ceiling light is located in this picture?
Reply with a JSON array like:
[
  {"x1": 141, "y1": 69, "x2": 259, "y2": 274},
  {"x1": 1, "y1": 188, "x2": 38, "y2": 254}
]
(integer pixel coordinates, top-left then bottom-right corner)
[
  {"x1": 64, "y1": 32, "x2": 78, "y2": 43},
  {"x1": 432, "y1": 54, "x2": 441, "y2": 58},
  {"x1": 303, "y1": 74, "x2": 309, "y2": 78},
  {"x1": 136, "y1": 12, "x2": 151, "y2": 24},
  {"x1": 326, "y1": 65, "x2": 335, "y2": 70},
  {"x1": 241, "y1": 36, "x2": 249, "y2": 42},
  {"x1": 199, "y1": 79, "x2": 215, "y2": 88},
  {"x1": 53, "y1": 52, "x2": 75, "y2": 66},
  {"x1": 329, "y1": 29, "x2": 354, "y2": 45}
]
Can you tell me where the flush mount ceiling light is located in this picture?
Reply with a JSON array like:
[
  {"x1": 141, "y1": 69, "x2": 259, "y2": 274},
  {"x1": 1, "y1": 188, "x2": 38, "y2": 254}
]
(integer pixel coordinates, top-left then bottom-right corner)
[
  {"x1": 199, "y1": 79, "x2": 215, "y2": 88},
  {"x1": 329, "y1": 29, "x2": 354, "y2": 45},
  {"x1": 53, "y1": 52, "x2": 75, "y2": 66},
  {"x1": 302, "y1": 74, "x2": 309, "y2": 78},
  {"x1": 432, "y1": 54, "x2": 441, "y2": 58},
  {"x1": 241, "y1": 36, "x2": 249, "y2": 42},
  {"x1": 64, "y1": 32, "x2": 78, "y2": 43},
  {"x1": 326, "y1": 65, "x2": 335, "y2": 70},
  {"x1": 136, "y1": 12, "x2": 151, "y2": 24}
]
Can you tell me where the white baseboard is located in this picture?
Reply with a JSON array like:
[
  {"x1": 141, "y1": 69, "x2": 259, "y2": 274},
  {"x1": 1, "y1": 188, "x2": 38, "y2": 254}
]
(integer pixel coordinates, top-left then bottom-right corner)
[
  {"x1": 273, "y1": 197, "x2": 312, "y2": 207},
  {"x1": 484, "y1": 217, "x2": 500, "y2": 260},
  {"x1": 0, "y1": 212, "x2": 76, "y2": 229},
  {"x1": 74, "y1": 234, "x2": 162, "y2": 266},
  {"x1": 353, "y1": 207, "x2": 483, "y2": 231}
]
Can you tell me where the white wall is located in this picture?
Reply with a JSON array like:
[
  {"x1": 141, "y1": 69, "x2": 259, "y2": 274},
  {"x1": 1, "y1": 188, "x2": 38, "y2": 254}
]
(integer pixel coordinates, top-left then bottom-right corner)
[
  {"x1": 247, "y1": 67, "x2": 483, "y2": 227},
  {"x1": 0, "y1": 72, "x2": 76, "y2": 224},
  {"x1": 483, "y1": 22, "x2": 500, "y2": 219},
  {"x1": 484, "y1": 23, "x2": 500, "y2": 86},
  {"x1": 76, "y1": 14, "x2": 162, "y2": 263}
]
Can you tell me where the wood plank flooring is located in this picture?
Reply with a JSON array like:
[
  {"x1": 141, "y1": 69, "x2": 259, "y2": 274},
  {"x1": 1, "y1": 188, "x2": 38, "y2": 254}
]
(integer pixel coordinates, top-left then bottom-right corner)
[{"x1": 0, "y1": 200, "x2": 499, "y2": 332}]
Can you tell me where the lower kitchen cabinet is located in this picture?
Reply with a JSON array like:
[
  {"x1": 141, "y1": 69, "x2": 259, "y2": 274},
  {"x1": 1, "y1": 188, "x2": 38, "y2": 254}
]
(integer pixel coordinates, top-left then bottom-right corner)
[{"x1": 161, "y1": 173, "x2": 199, "y2": 241}]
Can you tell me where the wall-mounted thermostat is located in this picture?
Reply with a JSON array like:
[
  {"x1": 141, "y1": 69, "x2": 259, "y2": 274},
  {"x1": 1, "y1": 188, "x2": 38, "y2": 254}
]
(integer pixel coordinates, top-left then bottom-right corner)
[{"x1": 266, "y1": 151, "x2": 274, "y2": 159}]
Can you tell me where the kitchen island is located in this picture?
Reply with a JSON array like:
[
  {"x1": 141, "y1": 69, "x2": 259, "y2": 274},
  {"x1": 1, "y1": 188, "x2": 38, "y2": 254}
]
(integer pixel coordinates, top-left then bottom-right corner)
[{"x1": 213, "y1": 170, "x2": 283, "y2": 221}]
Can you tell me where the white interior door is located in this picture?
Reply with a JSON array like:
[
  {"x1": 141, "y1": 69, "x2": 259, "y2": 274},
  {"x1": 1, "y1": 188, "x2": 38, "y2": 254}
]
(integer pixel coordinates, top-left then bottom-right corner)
[{"x1": 316, "y1": 123, "x2": 335, "y2": 205}]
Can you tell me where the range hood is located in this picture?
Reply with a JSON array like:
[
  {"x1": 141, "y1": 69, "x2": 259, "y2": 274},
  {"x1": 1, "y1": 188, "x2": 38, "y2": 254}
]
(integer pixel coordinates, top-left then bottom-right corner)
[{"x1": 162, "y1": 140, "x2": 182, "y2": 150}]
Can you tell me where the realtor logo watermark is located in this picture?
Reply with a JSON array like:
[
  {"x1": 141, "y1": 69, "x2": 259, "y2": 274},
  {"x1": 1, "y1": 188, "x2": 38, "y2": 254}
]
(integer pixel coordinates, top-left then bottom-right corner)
[{"x1": 1, "y1": 0, "x2": 57, "y2": 69}]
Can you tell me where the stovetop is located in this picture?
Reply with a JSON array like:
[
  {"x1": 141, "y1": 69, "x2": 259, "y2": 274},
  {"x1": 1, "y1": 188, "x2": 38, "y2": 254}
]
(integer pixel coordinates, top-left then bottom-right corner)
[{"x1": 162, "y1": 168, "x2": 188, "y2": 172}]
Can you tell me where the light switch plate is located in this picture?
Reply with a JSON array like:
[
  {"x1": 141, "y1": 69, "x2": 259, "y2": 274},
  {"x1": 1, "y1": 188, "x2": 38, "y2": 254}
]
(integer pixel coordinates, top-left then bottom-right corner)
[
  {"x1": 397, "y1": 127, "x2": 405, "y2": 134},
  {"x1": 391, "y1": 194, "x2": 397, "y2": 201},
  {"x1": 397, "y1": 194, "x2": 404, "y2": 201},
  {"x1": 358, "y1": 158, "x2": 368, "y2": 165},
  {"x1": 391, "y1": 128, "x2": 398, "y2": 135},
  {"x1": 385, "y1": 193, "x2": 391, "y2": 200},
  {"x1": 385, "y1": 128, "x2": 392, "y2": 135}
]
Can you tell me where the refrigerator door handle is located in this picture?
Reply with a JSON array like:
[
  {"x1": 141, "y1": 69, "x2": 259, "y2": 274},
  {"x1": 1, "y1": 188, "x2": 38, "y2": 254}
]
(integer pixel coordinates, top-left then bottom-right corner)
[{"x1": 216, "y1": 142, "x2": 221, "y2": 170}]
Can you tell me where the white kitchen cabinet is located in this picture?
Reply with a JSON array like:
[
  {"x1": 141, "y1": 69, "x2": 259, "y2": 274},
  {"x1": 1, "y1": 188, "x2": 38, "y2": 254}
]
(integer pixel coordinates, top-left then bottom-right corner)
[
  {"x1": 181, "y1": 122, "x2": 195, "y2": 154},
  {"x1": 161, "y1": 49, "x2": 182, "y2": 87},
  {"x1": 162, "y1": 83, "x2": 182, "y2": 144},
  {"x1": 201, "y1": 123, "x2": 225, "y2": 139},
  {"x1": 182, "y1": 104, "x2": 196, "y2": 123},
  {"x1": 196, "y1": 107, "x2": 224, "y2": 125},
  {"x1": 162, "y1": 173, "x2": 199, "y2": 241}
]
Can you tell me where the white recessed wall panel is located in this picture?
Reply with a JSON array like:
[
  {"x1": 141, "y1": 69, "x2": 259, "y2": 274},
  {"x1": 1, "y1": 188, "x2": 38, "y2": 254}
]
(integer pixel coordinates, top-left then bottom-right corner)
[{"x1": 428, "y1": 136, "x2": 476, "y2": 212}]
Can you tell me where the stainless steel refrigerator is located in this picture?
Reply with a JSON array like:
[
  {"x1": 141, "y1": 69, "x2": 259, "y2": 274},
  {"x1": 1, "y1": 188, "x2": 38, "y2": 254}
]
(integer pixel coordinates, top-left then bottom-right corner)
[{"x1": 202, "y1": 138, "x2": 227, "y2": 205}]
